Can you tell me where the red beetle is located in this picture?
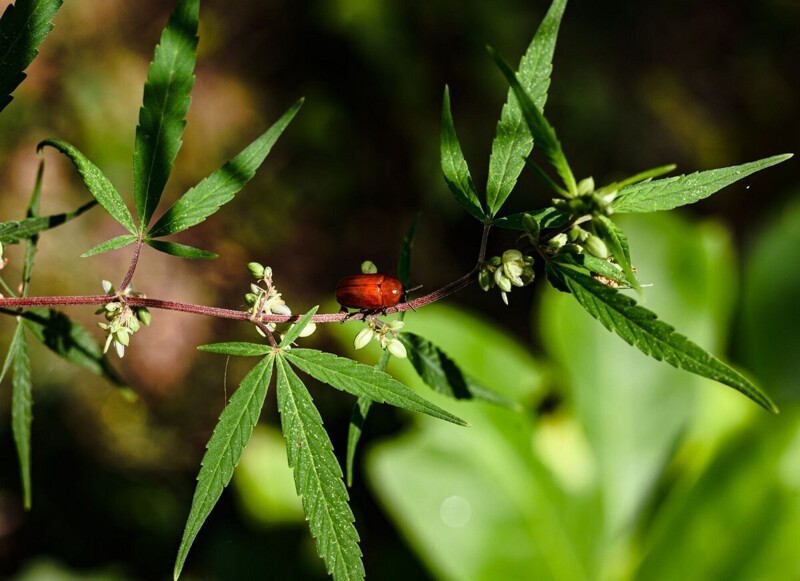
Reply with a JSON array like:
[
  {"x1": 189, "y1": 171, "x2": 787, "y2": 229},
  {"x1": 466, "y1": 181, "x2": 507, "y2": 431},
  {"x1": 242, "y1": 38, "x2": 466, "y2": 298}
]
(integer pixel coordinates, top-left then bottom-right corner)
[{"x1": 336, "y1": 274, "x2": 404, "y2": 310}]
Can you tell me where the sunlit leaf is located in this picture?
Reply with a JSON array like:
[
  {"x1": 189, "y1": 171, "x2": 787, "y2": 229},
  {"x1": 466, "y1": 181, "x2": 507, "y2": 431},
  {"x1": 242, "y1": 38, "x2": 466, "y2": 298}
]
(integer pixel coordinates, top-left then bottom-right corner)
[
  {"x1": 491, "y1": 207, "x2": 570, "y2": 231},
  {"x1": 399, "y1": 332, "x2": 519, "y2": 409},
  {"x1": 486, "y1": 0, "x2": 566, "y2": 215},
  {"x1": 548, "y1": 257, "x2": 777, "y2": 413},
  {"x1": 440, "y1": 86, "x2": 485, "y2": 221},
  {"x1": 37, "y1": 139, "x2": 136, "y2": 233},
  {"x1": 593, "y1": 215, "x2": 640, "y2": 293},
  {"x1": 283, "y1": 349, "x2": 467, "y2": 426},
  {"x1": 11, "y1": 325, "x2": 32, "y2": 508},
  {"x1": 197, "y1": 342, "x2": 272, "y2": 357},
  {"x1": 145, "y1": 239, "x2": 217, "y2": 260},
  {"x1": 174, "y1": 354, "x2": 274, "y2": 580},
  {"x1": 148, "y1": 99, "x2": 303, "y2": 238},
  {"x1": 275, "y1": 357, "x2": 364, "y2": 580},
  {"x1": 279, "y1": 306, "x2": 318, "y2": 348},
  {"x1": 611, "y1": 154, "x2": 792, "y2": 214},
  {"x1": 21, "y1": 308, "x2": 124, "y2": 386},
  {"x1": 134, "y1": 0, "x2": 199, "y2": 229},
  {"x1": 488, "y1": 47, "x2": 577, "y2": 196},
  {"x1": 81, "y1": 234, "x2": 138, "y2": 258},
  {"x1": 0, "y1": 0, "x2": 63, "y2": 112},
  {"x1": 0, "y1": 202, "x2": 95, "y2": 246}
]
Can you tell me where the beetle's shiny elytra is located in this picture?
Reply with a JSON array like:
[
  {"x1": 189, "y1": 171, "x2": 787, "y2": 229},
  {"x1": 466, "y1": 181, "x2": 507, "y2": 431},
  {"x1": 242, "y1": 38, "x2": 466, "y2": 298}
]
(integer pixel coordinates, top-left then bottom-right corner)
[{"x1": 335, "y1": 274, "x2": 404, "y2": 310}]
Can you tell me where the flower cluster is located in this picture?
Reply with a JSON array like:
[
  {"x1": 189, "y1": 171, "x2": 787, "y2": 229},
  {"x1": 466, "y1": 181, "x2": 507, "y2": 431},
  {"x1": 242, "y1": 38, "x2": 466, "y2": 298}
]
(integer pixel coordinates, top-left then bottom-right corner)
[
  {"x1": 246, "y1": 262, "x2": 315, "y2": 341},
  {"x1": 97, "y1": 281, "x2": 151, "y2": 358},
  {"x1": 479, "y1": 249, "x2": 535, "y2": 304},
  {"x1": 353, "y1": 318, "x2": 407, "y2": 359}
]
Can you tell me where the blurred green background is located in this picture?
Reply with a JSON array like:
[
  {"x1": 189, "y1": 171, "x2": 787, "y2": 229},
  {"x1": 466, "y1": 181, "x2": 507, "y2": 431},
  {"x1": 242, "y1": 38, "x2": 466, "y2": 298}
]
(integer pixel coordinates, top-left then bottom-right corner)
[{"x1": 0, "y1": 0, "x2": 797, "y2": 579}]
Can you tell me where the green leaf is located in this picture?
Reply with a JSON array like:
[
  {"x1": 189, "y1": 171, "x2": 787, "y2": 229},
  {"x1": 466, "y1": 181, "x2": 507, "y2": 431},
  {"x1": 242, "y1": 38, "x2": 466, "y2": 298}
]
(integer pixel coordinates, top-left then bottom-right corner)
[
  {"x1": 81, "y1": 234, "x2": 138, "y2": 258},
  {"x1": 345, "y1": 351, "x2": 390, "y2": 488},
  {"x1": 593, "y1": 215, "x2": 640, "y2": 293},
  {"x1": 37, "y1": 139, "x2": 136, "y2": 233},
  {"x1": 488, "y1": 46, "x2": 577, "y2": 196},
  {"x1": 0, "y1": 0, "x2": 63, "y2": 112},
  {"x1": 275, "y1": 357, "x2": 364, "y2": 580},
  {"x1": 148, "y1": 99, "x2": 303, "y2": 238},
  {"x1": 398, "y1": 332, "x2": 520, "y2": 409},
  {"x1": 197, "y1": 342, "x2": 272, "y2": 357},
  {"x1": 283, "y1": 349, "x2": 467, "y2": 426},
  {"x1": 279, "y1": 306, "x2": 318, "y2": 348},
  {"x1": 0, "y1": 200, "x2": 96, "y2": 245},
  {"x1": 440, "y1": 86, "x2": 485, "y2": 221},
  {"x1": 346, "y1": 214, "x2": 421, "y2": 487},
  {"x1": 21, "y1": 159, "x2": 45, "y2": 296},
  {"x1": 557, "y1": 253, "x2": 632, "y2": 288},
  {"x1": 145, "y1": 239, "x2": 217, "y2": 260},
  {"x1": 20, "y1": 308, "x2": 124, "y2": 386},
  {"x1": 595, "y1": 163, "x2": 676, "y2": 195},
  {"x1": 174, "y1": 354, "x2": 274, "y2": 580},
  {"x1": 548, "y1": 257, "x2": 777, "y2": 413},
  {"x1": 11, "y1": 325, "x2": 33, "y2": 508},
  {"x1": 611, "y1": 154, "x2": 793, "y2": 214},
  {"x1": 134, "y1": 0, "x2": 199, "y2": 229},
  {"x1": 0, "y1": 321, "x2": 22, "y2": 385},
  {"x1": 485, "y1": 0, "x2": 567, "y2": 215},
  {"x1": 491, "y1": 207, "x2": 570, "y2": 231}
]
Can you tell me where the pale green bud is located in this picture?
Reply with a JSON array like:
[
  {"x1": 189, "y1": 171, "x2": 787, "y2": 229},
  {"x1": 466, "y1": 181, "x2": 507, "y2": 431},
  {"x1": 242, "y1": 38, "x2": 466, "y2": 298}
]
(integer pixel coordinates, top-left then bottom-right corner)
[
  {"x1": 128, "y1": 316, "x2": 140, "y2": 333},
  {"x1": 298, "y1": 322, "x2": 317, "y2": 338},
  {"x1": 245, "y1": 293, "x2": 258, "y2": 306},
  {"x1": 547, "y1": 233, "x2": 568, "y2": 250},
  {"x1": 387, "y1": 320, "x2": 405, "y2": 331},
  {"x1": 114, "y1": 341, "x2": 125, "y2": 358},
  {"x1": 386, "y1": 338, "x2": 407, "y2": 359},
  {"x1": 361, "y1": 260, "x2": 378, "y2": 274},
  {"x1": 137, "y1": 308, "x2": 151, "y2": 326},
  {"x1": 494, "y1": 268, "x2": 512, "y2": 292},
  {"x1": 478, "y1": 268, "x2": 493, "y2": 291},
  {"x1": 354, "y1": 327, "x2": 375, "y2": 350},
  {"x1": 585, "y1": 235, "x2": 610, "y2": 259},
  {"x1": 264, "y1": 266, "x2": 273, "y2": 279},
  {"x1": 522, "y1": 213, "x2": 540, "y2": 239},
  {"x1": 115, "y1": 328, "x2": 130, "y2": 347},
  {"x1": 102, "y1": 280, "x2": 114, "y2": 294},
  {"x1": 248, "y1": 262, "x2": 265, "y2": 279},
  {"x1": 489, "y1": 256, "x2": 502, "y2": 267},
  {"x1": 271, "y1": 302, "x2": 292, "y2": 316},
  {"x1": 577, "y1": 177, "x2": 595, "y2": 196}
]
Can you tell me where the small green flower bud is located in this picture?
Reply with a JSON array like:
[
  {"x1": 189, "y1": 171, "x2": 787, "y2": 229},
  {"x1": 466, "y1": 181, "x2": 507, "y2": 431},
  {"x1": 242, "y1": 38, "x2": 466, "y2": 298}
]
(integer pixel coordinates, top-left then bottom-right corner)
[
  {"x1": 128, "y1": 317, "x2": 140, "y2": 333},
  {"x1": 494, "y1": 268, "x2": 512, "y2": 292},
  {"x1": 137, "y1": 308, "x2": 151, "y2": 326},
  {"x1": 361, "y1": 260, "x2": 378, "y2": 274},
  {"x1": 478, "y1": 268, "x2": 493, "y2": 291},
  {"x1": 248, "y1": 262, "x2": 265, "y2": 279},
  {"x1": 250, "y1": 283, "x2": 263, "y2": 295},
  {"x1": 559, "y1": 243, "x2": 584, "y2": 256},
  {"x1": 354, "y1": 327, "x2": 375, "y2": 350},
  {"x1": 387, "y1": 320, "x2": 405, "y2": 331},
  {"x1": 245, "y1": 293, "x2": 258, "y2": 306},
  {"x1": 114, "y1": 341, "x2": 125, "y2": 358},
  {"x1": 501, "y1": 291, "x2": 509, "y2": 305},
  {"x1": 547, "y1": 233, "x2": 568, "y2": 250},
  {"x1": 102, "y1": 280, "x2": 114, "y2": 294},
  {"x1": 577, "y1": 177, "x2": 595, "y2": 196},
  {"x1": 298, "y1": 322, "x2": 317, "y2": 338},
  {"x1": 489, "y1": 256, "x2": 502, "y2": 267},
  {"x1": 264, "y1": 266, "x2": 273, "y2": 279},
  {"x1": 271, "y1": 302, "x2": 292, "y2": 316},
  {"x1": 386, "y1": 338, "x2": 407, "y2": 359},
  {"x1": 522, "y1": 213, "x2": 540, "y2": 239},
  {"x1": 115, "y1": 328, "x2": 130, "y2": 347},
  {"x1": 585, "y1": 235, "x2": 610, "y2": 259}
]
